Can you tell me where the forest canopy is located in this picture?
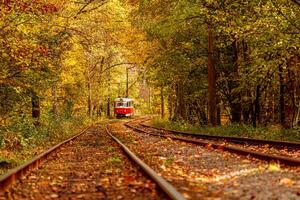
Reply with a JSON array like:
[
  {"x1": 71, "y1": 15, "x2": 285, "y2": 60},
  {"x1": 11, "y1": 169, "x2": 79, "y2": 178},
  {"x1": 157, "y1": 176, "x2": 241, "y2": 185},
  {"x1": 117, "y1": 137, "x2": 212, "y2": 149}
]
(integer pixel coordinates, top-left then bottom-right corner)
[{"x1": 0, "y1": 0, "x2": 299, "y2": 149}]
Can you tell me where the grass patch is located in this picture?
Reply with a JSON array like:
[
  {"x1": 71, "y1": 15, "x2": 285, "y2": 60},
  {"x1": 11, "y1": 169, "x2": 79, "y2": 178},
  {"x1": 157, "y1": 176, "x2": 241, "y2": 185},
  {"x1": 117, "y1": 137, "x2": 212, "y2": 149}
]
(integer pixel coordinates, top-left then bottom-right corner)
[
  {"x1": 165, "y1": 158, "x2": 174, "y2": 166},
  {"x1": 106, "y1": 146, "x2": 116, "y2": 152},
  {"x1": 108, "y1": 155, "x2": 122, "y2": 164},
  {"x1": 151, "y1": 117, "x2": 300, "y2": 142}
]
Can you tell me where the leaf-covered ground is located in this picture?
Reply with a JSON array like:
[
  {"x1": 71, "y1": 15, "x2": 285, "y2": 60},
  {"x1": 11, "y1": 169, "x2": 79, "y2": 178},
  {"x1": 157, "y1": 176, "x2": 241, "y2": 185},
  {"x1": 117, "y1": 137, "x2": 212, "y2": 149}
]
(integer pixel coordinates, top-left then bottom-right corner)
[
  {"x1": 139, "y1": 122, "x2": 300, "y2": 159},
  {"x1": 110, "y1": 121, "x2": 300, "y2": 199},
  {"x1": 0, "y1": 125, "x2": 166, "y2": 199}
]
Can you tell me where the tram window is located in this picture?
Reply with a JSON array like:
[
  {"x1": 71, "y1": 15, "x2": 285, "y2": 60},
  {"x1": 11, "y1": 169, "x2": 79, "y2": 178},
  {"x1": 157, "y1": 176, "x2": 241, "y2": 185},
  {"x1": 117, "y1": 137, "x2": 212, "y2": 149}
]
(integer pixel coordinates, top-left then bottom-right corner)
[
  {"x1": 116, "y1": 101, "x2": 133, "y2": 107},
  {"x1": 117, "y1": 102, "x2": 126, "y2": 107}
]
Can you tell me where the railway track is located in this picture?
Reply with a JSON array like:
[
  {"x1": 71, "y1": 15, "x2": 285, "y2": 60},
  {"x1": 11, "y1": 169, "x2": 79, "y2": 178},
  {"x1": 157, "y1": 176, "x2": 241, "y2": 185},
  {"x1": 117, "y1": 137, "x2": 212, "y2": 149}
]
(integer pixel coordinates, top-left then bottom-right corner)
[
  {"x1": 1, "y1": 119, "x2": 299, "y2": 199},
  {"x1": 0, "y1": 123, "x2": 186, "y2": 200},
  {"x1": 125, "y1": 118, "x2": 300, "y2": 167},
  {"x1": 0, "y1": 125, "x2": 91, "y2": 192},
  {"x1": 105, "y1": 124, "x2": 185, "y2": 200},
  {"x1": 140, "y1": 120, "x2": 300, "y2": 149},
  {"x1": 113, "y1": 119, "x2": 300, "y2": 199}
]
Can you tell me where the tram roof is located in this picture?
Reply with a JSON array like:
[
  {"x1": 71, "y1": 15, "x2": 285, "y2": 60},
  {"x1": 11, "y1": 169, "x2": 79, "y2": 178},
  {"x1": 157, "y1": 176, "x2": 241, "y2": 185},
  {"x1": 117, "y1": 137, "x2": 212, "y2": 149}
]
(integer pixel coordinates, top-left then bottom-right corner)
[{"x1": 114, "y1": 98, "x2": 134, "y2": 102}]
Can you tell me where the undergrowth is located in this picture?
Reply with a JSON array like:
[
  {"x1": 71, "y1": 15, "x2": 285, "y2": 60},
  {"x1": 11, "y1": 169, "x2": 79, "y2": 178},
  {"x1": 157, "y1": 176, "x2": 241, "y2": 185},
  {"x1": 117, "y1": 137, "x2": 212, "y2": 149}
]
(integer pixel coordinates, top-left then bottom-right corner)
[
  {"x1": 151, "y1": 117, "x2": 300, "y2": 142},
  {"x1": 0, "y1": 113, "x2": 93, "y2": 175}
]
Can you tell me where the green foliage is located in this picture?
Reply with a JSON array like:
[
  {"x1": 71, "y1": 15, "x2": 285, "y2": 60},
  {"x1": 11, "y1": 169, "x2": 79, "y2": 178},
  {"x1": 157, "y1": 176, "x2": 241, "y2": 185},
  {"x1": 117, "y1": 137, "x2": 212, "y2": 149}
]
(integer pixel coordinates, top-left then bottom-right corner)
[
  {"x1": 131, "y1": 0, "x2": 300, "y2": 126},
  {"x1": 106, "y1": 146, "x2": 116, "y2": 152},
  {"x1": 108, "y1": 155, "x2": 122, "y2": 164},
  {"x1": 151, "y1": 118, "x2": 300, "y2": 142}
]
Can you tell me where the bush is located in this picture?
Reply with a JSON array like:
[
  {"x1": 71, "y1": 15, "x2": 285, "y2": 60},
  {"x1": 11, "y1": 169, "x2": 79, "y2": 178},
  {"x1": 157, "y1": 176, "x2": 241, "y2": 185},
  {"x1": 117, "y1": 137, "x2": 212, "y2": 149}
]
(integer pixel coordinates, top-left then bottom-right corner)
[{"x1": 150, "y1": 117, "x2": 300, "y2": 142}]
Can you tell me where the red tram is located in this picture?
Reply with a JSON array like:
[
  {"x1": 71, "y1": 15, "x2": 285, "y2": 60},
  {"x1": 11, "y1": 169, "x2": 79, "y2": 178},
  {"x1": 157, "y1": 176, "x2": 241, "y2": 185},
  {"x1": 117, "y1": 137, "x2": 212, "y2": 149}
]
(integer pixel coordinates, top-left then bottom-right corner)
[{"x1": 114, "y1": 98, "x2": 134, "y2": 118}]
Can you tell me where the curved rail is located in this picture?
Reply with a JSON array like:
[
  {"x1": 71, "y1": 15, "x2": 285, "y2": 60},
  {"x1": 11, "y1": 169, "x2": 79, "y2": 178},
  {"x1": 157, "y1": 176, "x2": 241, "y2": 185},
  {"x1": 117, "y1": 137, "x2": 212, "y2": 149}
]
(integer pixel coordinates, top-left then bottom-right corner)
[
  {"x1": 140, "y1": 122, "x2": 300, "y2": 149},
  {"x1": 105, "y1": 124, "x2": 186, "y2": 200},
  {"x1": 0, "y1": 125, "x2": 91, "y2": 192},
  {"x1": 125, "y1": 122, "x2": 300, "y2": 167}
]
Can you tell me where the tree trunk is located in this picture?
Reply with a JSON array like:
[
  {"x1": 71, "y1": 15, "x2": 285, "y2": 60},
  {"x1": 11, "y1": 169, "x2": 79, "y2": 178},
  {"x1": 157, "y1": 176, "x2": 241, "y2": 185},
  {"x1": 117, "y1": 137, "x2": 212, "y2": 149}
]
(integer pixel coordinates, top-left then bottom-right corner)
[
  {"x1": 217, "y1": 97, "x2": 221, "y2": 125},
  {"x1": 178, "y1": 82, "x2": 186, "y2": 120},
  {"x1": 107, "y1": 97, "x2": 111, "y2": 117},
  {"x1": 207, "y1": 23, "x2": 217, "y2": 126},
  {"x1": 295, "y1": 99, "x2": 300, "y2": 126},
  {"x1": 279, "y1": 64, "x2": 286, "y2": 127},
  {"x1": 230, "y1": 39, "x2": 241, "y2": 123},
  {"x1": 126, "y1": 67, "x2": 129, "y2": 97},
  {"x1": 168, "y1": 94, "x2": 173, "y2": 120},
  {"x1": 31, "y1": 91, "x2": 40, "y2": 126},
  {"x1": 98, "y1": 97, "x2": 103, "y2": 117},
  {"x1": 88, "y1": 76, "x2": 92, "y2": 117},
  {"x1": 173, "y1": 82, "x2": 186, "y2": 121},
  {"x1": 253, "y1": 85, "x2": 260, "y2": 127},
  {"x1": 148, "y1": 86, "x2": 151, "y2": 112},
  {"x1": 161, "y1": 87, "x2": 165, "y2": 118},
  {"x1": 107, "y1": 69, "x2": 111, "y2": 117},
  {"x1": 52, "y1": 85, "x2": 58, "y2": 118}
]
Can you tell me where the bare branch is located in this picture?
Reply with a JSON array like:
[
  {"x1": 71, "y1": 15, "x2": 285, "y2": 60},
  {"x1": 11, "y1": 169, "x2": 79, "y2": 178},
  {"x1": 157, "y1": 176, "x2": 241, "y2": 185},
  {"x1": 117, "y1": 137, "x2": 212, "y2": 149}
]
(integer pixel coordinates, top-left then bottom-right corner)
[{"x1": 100, "y1": 62, "x2": 136, "y2": 75}]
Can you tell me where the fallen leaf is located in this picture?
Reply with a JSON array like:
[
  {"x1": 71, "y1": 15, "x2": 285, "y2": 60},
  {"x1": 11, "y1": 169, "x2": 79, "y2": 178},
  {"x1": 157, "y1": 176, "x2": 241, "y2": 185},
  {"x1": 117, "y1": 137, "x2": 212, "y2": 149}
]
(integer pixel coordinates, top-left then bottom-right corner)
[
  {"x1": 50, "y1": 194, "x2": 59, "y2": 198},
  {"x1": 279, "y1": 178, "x2": 294, "y2": 186},
  {"x1": 100, "y1": 178, "x2": 110, "y2": 188},
  {"x1": 267, "y1": 163, "x2": 281, "y2": 171}
]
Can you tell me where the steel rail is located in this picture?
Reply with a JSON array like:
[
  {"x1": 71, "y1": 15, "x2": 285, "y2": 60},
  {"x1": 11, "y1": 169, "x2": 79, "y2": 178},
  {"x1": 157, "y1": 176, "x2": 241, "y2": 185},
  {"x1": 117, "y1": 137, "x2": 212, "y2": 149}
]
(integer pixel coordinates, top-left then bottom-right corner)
[
  {"x1": 125, "y1": 122, "x2": 300, "y2": 167},
  {"x1": 140, "y1": 122, "x2": 300, "y2": 149},
  {"x1": 0, "y1": 125, "x2": 91, "y2": 192},
  {"x1": 105, "y1": 124, "x2": 186, "y2": 200}
]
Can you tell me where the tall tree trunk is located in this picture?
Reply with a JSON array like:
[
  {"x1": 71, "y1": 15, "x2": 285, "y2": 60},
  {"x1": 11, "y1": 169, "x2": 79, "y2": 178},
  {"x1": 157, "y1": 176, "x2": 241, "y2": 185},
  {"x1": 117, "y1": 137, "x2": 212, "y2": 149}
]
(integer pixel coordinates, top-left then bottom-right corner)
[
  {"x1": 98, "y1": 96, "x2": 103, "y2": 117},
  {"x1": 253, "y1": 85, "x2": 261, "y2": 127},
  {"x1": 241, "y1": 40, "x2": 251, "y2": 124},
  {"x1": 107, "y1": 97, "x2": 111, "y2": 117},
  {"x1": 160, "y1": 87, "x2": 165, "y2": 118},
  {"x1": 207, "y1": 23, "x2": 217, "y2": 126},
  {"x1": 31, "y1": 91, "x2": 40, "y2": 126},
  {"x1": 279, "y1": 64, "x2": 286, "y2": 127},
  {"x1": 168, "y1": 94, "x2": 173, "y2": 120},
  {"x1": 286, "y1": 57, "x2": 297, "y2": 127},
  {"x1": 295, "y1": 99, "x2": 300, "y2": 126},
  {"x1": 230, "y1": 39, "x2": 241, "y2": 123},
  {"x1": 126, "y1": 67, "x2": 129, "y2": 97},
  {"x1": 272, "y1": 94, "x2": 276, "y2": 123},
  {"x1": 173, "y1": 82, "x2": 186, "y2": 120},
  {"x1": 178, "y1": 82, "x2": 186, "y2": 120},
  {"x1": 107, "y1": 69, "x2": 111, "y2": 117},
  {"x1": 52, "y1": 85, "x2": 58, "y2": 118},
  {"x1": 173, "y1": 83, "x2": 179, "y2": 120},
  {"x1": 87, "y1": 75, "x2": 92, "y2": 117},
  {"x1": 217, "y1": 97, "x2": 221, "y2": 125},
  {"x1": 148, "y1": 86, "x2": 151, "y2": 112}
]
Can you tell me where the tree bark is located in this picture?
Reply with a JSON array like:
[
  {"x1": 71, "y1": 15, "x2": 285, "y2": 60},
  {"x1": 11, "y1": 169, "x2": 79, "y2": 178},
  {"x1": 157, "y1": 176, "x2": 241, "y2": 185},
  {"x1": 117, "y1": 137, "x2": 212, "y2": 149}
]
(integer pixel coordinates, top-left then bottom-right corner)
[
  {"x1": 295, "y1": 99, "x2": 300, "y2": 126},
  {"x1": 161, "y1": 87, "x2": 165, "y2": 118},
  {"x1": 107, "y1": 69, "x2": 111, "y2": 117},
  {"x1": 107, "y1": 97, "x2": 111, "y2": 117},
  {"x1": 168, "y1": 93, "x2": 173, "y2": 120},
  {"x1": 52, "y1": 85, "x2": 58, "y2": 118},
  {"x1": 253, "y1": 85, "x2": 260, "y2": 127},
  {"x1": 31, "y1": 91, "x2": 40, "y2": 126},
  {"x1": 207, "y1": 23, "x2": 217, "y2": 126},
  {"x1": 217, "y1": 97, "x2": 221, "y2": 125},
  {"x1": 230, "y1": 39, "x2": 241, "y2": 123},
  {"x1": 88, "y1": 75, "x2": 93, "y2": 117},
  {"x1": 279, "y1": 64, "x2": 286, "y2": 127}
]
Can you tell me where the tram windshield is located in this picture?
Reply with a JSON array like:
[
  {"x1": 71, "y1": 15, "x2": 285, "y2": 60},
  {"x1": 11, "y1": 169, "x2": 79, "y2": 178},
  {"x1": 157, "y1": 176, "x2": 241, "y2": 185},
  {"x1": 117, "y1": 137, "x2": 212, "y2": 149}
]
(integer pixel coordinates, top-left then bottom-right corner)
[
  {"x1": 116, "y1": 101, "x2": 133, "y2": 108},
  {"x1": 116, "y1": 102, "x2": 127, "y2": 107}
]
